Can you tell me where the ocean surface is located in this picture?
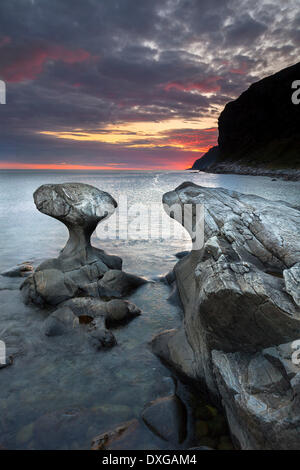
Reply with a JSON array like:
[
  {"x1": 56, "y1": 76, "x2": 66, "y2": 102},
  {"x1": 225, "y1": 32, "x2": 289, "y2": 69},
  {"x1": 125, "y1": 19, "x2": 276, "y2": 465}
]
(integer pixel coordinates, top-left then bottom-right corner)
[{"x1": 0, "y1": 169, "x2": 299, "y2": 449}]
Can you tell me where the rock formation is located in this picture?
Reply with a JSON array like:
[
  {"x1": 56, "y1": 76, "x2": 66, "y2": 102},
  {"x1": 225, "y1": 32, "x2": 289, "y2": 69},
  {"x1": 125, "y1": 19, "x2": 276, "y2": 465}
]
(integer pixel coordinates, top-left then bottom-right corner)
[
  {"x1": 21, "y1": 183, "x2": 145, "y2": 306},
  {"x1": 142, "y1": 395, "x2": 187, "y2": 444},
  {"x1": 191, "y1": 146, "x2": 220, "y2": 171},
  {"x1": 152, "y1": 182, "x2": 300, "y2": 449},
  {"x1": 191, "y1": 62, "x2": 300, "y2": 175},
  {"x1": 20, "y1": 183, "x2": 144, "y2": 350}
]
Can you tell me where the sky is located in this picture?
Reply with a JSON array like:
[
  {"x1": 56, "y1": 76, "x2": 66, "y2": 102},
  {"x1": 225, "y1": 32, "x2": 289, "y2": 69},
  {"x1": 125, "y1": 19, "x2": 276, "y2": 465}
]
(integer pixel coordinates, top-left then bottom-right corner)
[{"x1": 0, "y1": 0, "x2": 299, "y2": 170}]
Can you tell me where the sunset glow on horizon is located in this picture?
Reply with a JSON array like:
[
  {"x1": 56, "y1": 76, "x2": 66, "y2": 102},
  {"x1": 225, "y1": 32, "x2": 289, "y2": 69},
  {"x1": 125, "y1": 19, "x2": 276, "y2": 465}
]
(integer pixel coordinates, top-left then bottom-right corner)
[{"x1": 0, "y1": 0, "x2": 298, "y2": 170}]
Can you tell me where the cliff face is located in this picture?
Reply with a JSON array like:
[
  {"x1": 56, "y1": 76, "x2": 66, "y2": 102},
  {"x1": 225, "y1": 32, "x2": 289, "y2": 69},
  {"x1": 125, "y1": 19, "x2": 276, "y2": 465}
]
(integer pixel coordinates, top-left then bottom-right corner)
[
  {"x1": 191, "y1": 146, "x2": 219, "y2": 170},
  {"x1": 193, "y1": 62, "x2": 300, "y2": 171}
]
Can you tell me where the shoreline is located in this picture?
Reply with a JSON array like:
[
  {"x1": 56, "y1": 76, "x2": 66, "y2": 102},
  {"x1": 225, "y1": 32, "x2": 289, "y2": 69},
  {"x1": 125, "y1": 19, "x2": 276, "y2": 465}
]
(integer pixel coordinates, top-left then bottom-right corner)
[{"x1": 189, "y1": 163, "x2": 300, "y2": 181}]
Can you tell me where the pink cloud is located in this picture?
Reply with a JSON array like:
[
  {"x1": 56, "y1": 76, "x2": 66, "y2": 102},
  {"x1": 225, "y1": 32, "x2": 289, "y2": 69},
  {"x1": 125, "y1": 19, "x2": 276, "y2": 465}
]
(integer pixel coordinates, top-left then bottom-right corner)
[
  {"x1": 0, "y1": 36, "x2": 11, "y2": 47},
  {"x1": 230, "y1": 62, "x2": 250, "y2": 74},
  {"x1": 164, "y1": 76, "x2": 221, "y2": 93},
  {"x1": 0, "y1": 43, "x2": 91, "y2": 82}
]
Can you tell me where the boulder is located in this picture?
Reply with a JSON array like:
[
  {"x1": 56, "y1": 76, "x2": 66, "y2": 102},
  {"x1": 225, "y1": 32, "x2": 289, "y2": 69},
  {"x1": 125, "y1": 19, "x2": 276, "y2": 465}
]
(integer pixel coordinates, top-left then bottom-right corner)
[
  {"x1": 61, "y1": 297, "x2": 108, "y2": 317},
  {"x1": 142, "y1": 395, "x2": 187, "y2": 444},
  {"x1": 1, "y1": 262, "x2": 33, "y2": 278},
  {"x1": 153, "y1": 183, "x2": 300, "y2": 448},
  {"x1": 42, "y1": 306, "x2": 79, "y2": 336},
  {"x1": 80, "y1": 270, "x2": 147, "y2": 299},
  {"x1": 88, "y1": 328, "x2": 117, "y2": 350},
  {"x1": 105, "y1": 299, "x2": 141, "y2": 327}
]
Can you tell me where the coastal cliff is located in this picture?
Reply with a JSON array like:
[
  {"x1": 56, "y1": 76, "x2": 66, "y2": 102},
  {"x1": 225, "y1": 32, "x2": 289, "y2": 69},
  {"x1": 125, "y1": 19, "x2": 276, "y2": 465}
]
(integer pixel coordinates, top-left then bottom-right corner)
[
  {"x1": 153, "y1": 182, "x2": 300, "y2": 449},
  {"x1": 192, "y1": 62, "x2": 300, "y2": 177}
]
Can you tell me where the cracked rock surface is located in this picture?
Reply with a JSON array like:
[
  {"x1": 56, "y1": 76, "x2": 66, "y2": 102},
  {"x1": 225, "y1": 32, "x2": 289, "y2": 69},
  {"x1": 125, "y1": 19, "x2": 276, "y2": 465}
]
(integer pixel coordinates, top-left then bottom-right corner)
[{"x1": 153, "y1": 183, "x2": 300, "y2": 449}]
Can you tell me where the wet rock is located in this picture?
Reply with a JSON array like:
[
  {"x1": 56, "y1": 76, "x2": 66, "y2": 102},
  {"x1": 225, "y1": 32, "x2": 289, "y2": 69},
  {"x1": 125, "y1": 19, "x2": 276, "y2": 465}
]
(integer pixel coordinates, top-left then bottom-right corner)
[
  {"x1": 97, "y1": 270, "x2": 147, "y2": 298},
  {"x1": 283, "y1": 263, "x2": 300, "y2": 307},
  {"x1": 21, "y1": 183, "x2": 122, "y2": 306},
  {"x1": 88, "y1": 328, "x2": 116, "y2": 350},
  {"x1": 1, "y1": 262, "x2": 33, "y2": 278},
  {"x1": 42, "y1": 306, "x2": 79, "y2": 336},
  {"x1": 91, "y1": 419, "x2": 140, "y2": 450},
  {"x1": 61, "y1": 297, "x2": 108, "y2": 317},
  {"x1": 105, "y1": 299, "x2": 141, "y2": 327},
  {"x1": 142, "y1": 395, "x2": 187, "y2": 444},
  {"x1": 175, "y1": 251, "x2": 190, "y2": 259},
  {"x1": 212, "y1": 345, "x2": 300, "y2": 449},
  {"x1": 153, "y1": 183, "x2": 300, "y2": 449}
]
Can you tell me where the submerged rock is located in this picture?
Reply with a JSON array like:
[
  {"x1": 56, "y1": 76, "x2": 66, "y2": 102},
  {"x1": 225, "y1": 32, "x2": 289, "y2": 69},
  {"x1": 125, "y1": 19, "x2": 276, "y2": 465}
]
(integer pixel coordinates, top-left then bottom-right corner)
[
  {"x1": 91, "y1": 419, "x2": 140, "y2": 450},
  {"x1": 142, "y1": 395, "x2": 187, "y2": 444},
  {"x1": 153, "y1": 183, "x2": 300, "y2": 449},
  {"x1": 1, "y1": 262, "x2": 33, "y2": 278},
  {"x1": 88, "y1": 328, "x2": 117, "y2": 350}
]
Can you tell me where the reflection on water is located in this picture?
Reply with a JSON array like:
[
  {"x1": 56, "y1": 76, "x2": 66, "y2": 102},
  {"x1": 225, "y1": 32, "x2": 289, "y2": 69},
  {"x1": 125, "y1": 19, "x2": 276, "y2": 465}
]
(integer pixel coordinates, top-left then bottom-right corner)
[{"x1": 0, "y1": 170, "x2": 299, "y2": 449}]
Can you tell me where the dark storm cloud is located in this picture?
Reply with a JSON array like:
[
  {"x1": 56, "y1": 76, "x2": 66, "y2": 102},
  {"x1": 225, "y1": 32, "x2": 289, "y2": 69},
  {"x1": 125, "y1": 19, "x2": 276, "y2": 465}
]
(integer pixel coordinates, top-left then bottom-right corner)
[
  {"x1": 0, "y1": 0, "x2": 299, "y2": 167},
  {"x1": 224, "y1": 14, "x2": 267, "y2": 46}
]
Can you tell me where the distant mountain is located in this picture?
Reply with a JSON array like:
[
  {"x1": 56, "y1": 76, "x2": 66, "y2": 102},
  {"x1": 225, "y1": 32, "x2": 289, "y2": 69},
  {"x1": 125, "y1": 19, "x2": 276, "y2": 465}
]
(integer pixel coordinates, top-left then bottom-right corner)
[{"x1": 192, "y1": 62, "x2": 300, "y2": 173}]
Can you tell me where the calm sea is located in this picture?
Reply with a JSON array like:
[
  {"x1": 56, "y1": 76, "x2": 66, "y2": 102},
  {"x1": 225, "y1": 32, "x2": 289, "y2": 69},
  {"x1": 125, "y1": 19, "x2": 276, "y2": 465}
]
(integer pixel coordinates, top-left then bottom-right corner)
[{"x1": 0, "y1": 169, "x2": 299, "y2": 449}]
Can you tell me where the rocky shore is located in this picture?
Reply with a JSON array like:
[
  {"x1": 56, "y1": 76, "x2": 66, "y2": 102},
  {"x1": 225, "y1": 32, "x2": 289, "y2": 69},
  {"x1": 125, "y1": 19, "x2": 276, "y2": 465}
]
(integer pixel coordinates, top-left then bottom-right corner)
[
  {"x1": 191, "y1": 62, "x2": 300, "y2": 180},
  {"x1": 195, "y1": 163, "x2": 300, "y2": 182},
  {"x1": 2, "y1": 179, "x2": 299, "y2": 450},
  {"x1": 152, "y1": 182, "x2": 300, "y2": 449},
  {"x1": 19, "y1": 183, "x2": 146, "y2": 349}
]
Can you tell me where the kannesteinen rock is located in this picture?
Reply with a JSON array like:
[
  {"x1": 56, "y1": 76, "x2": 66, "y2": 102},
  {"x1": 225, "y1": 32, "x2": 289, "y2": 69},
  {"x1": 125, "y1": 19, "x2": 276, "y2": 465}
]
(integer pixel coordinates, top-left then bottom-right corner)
[
  {"x1": 21, "y1": 183, "x2": 146, "y2": 306},
  {"x1": 192, "y1": 62, "x2": 300, "y2": 177},
  {"x1": 20, "y1": 183, "x2": 144, "y2": 347},
  {"x1": 152, "y1": 182, "x2": 300, "y2": 449}
]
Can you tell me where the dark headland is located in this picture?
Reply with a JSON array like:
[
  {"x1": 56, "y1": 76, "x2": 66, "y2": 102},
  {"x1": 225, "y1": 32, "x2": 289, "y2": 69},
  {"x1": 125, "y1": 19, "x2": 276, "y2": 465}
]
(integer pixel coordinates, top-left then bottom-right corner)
[{"x1": 191, "y1": 62, "x2": 300, "y2": 180}]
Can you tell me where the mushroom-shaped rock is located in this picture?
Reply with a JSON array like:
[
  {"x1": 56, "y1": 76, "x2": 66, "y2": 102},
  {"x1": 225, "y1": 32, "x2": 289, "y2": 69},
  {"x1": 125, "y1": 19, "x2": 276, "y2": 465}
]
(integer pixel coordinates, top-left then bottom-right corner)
[
  {"x1": 34, "y1": 183, "x2": 117, "y2": 262},
  {"x1": 21, "y1": 183, "x2": 123, "y2": 306}
]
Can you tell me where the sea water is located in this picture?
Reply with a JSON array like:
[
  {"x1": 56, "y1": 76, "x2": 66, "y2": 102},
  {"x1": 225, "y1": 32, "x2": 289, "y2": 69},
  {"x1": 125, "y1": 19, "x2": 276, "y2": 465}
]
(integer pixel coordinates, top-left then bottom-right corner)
[{"x1": 0, "y1": 170, "x2": 299, "y2": 449}]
